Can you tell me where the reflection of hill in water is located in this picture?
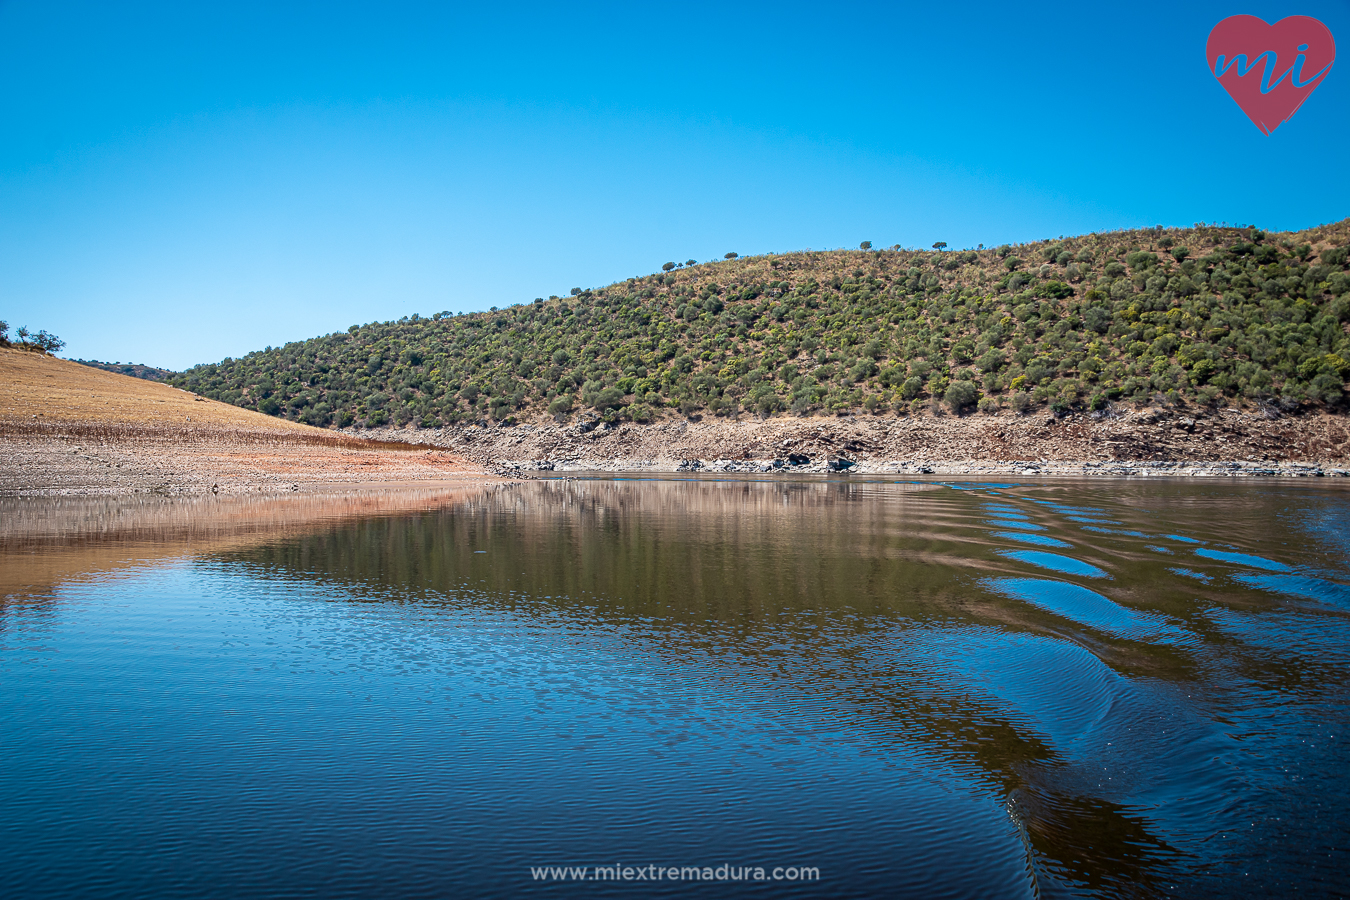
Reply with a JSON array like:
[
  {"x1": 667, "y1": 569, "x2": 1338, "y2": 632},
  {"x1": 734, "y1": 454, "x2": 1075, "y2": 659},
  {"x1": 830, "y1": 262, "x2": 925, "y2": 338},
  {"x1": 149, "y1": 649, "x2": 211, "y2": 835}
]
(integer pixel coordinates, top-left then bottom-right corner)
[
  {"x1": 0, "y1": 485, "x2": 492, "y2": 600},
  {"x1": 210, "y1": 477, "x2": 1350, "y2": 895},
  {"x1": 6, "y1": 478, "x2": 1348, "y2": 894}
]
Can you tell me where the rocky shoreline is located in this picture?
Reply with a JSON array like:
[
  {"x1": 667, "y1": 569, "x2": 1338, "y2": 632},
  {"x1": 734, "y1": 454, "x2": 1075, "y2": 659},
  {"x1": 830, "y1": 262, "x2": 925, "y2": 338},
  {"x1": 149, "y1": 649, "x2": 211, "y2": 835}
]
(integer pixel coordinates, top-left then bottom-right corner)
[{"x1": 350, "y1": 406, "x2": 1350, "y2": 479}]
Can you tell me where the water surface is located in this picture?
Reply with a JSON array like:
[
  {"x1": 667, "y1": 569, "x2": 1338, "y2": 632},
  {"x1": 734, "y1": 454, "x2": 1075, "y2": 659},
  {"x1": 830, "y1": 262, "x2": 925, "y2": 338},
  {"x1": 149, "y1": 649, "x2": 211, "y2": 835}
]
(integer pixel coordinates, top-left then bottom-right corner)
[{"x1": 2, "y1": 478, "x2": 1348, "y2": 898}]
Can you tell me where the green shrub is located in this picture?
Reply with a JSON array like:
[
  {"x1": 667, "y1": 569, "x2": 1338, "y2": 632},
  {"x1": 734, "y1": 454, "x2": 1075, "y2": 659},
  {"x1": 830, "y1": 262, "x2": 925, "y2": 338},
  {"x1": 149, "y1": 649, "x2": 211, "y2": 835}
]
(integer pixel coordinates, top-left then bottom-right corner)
[
  {"x1": 945, "y1": 380, "x2": 979, "y2": 412},
  {"x1": 547, "y1": 395, "x2": 574, "y2": 418},
  {"x1": 164, "y1": 220, "x2": 1350, "y2": 428}
]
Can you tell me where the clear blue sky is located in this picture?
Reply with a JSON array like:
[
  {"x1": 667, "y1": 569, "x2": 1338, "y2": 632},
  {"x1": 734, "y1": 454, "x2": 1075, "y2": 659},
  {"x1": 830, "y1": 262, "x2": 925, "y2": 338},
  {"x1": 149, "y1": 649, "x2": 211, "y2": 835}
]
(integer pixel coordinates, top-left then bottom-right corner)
[{"x1": 2, "y1": 1, "x2": 1347, "y2": 370}]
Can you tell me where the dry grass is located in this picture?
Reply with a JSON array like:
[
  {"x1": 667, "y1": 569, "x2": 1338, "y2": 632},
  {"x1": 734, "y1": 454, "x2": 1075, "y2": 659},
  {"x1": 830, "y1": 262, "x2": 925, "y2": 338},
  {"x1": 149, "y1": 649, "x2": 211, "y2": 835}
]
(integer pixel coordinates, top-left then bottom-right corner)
[
  {"x1": 0, "y1": 347, "x2": 487, "y2": 494},
  {"x1": 0, "y1": 347, "x2": 438, "y2": 451},
  {"x1": 0, "y1": 346, "x2": 314, "y2": 429}
]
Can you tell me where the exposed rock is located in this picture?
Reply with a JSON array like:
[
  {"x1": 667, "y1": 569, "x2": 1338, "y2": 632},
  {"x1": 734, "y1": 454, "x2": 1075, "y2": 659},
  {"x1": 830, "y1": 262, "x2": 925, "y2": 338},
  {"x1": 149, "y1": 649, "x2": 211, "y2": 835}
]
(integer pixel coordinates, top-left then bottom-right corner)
[{"x1": 347, "y1": 409, "x2": 1350, "y2": 478}]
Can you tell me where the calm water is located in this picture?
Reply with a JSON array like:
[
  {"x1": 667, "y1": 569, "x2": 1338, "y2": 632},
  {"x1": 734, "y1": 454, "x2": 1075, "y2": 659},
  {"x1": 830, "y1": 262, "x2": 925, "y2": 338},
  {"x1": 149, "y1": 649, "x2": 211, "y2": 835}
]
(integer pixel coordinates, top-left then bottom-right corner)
[{"x1": 2, "y1": 478, "x2": 1349, "y2": 898}]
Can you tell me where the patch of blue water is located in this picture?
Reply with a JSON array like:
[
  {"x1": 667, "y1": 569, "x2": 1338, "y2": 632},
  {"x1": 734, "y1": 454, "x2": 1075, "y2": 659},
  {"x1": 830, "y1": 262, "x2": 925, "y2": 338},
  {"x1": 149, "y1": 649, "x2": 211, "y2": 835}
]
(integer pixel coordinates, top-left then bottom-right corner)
[
  {"x1": 1169, "y1": 568, "x2": 1213, "y2": 583},
  {"x1": 1204, "y1": 605, "x2": 1350, "y2": 670},
  {"x1": 889, "y1": 628, "x2": 1239, "y2": 848},
  {"x1": 998, "y1": 550, "x2": 1109, "y2": 579},
  {"x1": 1194, "y1": 549, "x2": 1292, "y2": 572},
  {"x1": 1231, "y1": 574, "x2": 1350, "y2": 610},
  {"x1": 986, "y1": 578, "x2": 1194, "y2": 646},
  {"x1": 1080, "y1": 526, "x2": 1153, "y2": 538},
  {"x1": 985, "y1": 518, "x2": 1046, "y2": 532},
  {"x1": 990, "y1": 531, "x2": 1072, "y2": 549},
  {"x1": 1064, "y1": 514, "x2": 1120, "y2": 525}
]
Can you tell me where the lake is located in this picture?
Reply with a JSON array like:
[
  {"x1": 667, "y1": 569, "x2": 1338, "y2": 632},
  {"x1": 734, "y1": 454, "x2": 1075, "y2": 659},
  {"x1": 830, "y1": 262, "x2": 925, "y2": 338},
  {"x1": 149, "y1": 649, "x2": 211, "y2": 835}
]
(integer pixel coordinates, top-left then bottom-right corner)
[{"x1": 2, "y1": 477, "x2": 1348, "y2": 898}]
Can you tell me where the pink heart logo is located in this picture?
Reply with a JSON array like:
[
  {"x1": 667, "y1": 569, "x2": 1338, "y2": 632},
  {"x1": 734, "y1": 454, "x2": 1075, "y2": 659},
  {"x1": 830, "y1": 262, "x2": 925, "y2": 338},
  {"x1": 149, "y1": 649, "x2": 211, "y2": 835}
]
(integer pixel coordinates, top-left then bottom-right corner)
[{"x1": 1206, "y1": 15, "x2": 1336, "y2": 134}]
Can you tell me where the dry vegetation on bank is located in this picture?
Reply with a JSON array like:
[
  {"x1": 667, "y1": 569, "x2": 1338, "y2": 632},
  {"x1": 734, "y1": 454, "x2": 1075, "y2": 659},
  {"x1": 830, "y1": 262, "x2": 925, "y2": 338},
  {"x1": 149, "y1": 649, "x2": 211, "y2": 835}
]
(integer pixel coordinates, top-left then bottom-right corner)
[{"x1": 0, "y1": 348, "x2": 485, "y2": 495}]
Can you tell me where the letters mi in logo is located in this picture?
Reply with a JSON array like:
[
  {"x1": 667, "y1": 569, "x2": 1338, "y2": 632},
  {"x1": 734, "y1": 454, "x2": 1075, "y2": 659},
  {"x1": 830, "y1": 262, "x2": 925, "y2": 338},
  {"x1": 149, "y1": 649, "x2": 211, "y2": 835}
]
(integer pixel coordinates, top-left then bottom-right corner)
[{"x1": 1207, "y1": 15, "x2": 1335, "y2": 134}]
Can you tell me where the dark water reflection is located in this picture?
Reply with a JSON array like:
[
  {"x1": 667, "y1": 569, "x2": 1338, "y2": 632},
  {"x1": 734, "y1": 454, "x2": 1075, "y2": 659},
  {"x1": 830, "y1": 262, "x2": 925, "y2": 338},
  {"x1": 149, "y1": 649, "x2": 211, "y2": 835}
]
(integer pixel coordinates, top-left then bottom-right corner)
[{"x1": 2, "y1": 477, "x2": 1349, "y2": 898}]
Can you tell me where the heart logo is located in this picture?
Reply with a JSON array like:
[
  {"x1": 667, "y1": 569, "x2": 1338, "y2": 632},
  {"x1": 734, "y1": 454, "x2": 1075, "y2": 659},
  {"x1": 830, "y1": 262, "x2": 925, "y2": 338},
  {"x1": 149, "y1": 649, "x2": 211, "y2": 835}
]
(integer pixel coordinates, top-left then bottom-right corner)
[{"x1": 1206, "y1": 15, "x2": 1336, "y2": 134}]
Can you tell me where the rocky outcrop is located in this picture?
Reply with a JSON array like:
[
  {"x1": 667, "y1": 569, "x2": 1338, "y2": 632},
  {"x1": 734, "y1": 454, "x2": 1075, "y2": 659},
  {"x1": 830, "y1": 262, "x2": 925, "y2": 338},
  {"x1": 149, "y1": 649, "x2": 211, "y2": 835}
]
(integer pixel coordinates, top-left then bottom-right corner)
[{"x1": 351, "y1": 407, "x2": 1350, "y2": 478}]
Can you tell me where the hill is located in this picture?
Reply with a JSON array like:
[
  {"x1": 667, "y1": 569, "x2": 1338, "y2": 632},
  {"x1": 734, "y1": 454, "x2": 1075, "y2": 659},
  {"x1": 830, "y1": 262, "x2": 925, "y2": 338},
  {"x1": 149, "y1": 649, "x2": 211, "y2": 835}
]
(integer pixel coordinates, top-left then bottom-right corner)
[
  {"x1": 0, "y1": 347, "x2": 482, "y2": 495},
  {"x1": 73, "y1": 359, "x2": 174, "y2": 381},
  {"x1": 169, "y1": 221, "x2": 1350, "y2": 430},
  {"x1": 0, "y1": 345, "x2": 308, "y2": 431}
]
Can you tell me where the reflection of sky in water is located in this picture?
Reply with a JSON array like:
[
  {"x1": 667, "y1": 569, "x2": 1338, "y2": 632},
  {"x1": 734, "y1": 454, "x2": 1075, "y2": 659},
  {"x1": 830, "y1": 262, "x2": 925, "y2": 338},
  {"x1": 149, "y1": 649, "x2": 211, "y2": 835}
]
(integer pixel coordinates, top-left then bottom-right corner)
[
  {"x1": 1169, "y1": 567, "x2": 1213, "y2": 583},
  {"x1": 998, "y1": 550, "x2": 1109, "y2": 579},
  {"x1": 991, "y1": 531, "x2": 1072, "y2": 549},
  {"x1": 1232, "y1": 573, "x2": 1350, "y2": 610},
  {"x1": 987, "y1": 577, "x2": 1193, "y2": 646},
  {"x1": 1195, "y1": 548, "x2": 1292, "y2": 572},
  {"x1": 984, "y1": 518, "x2": 1046, "y2": 532},
  {"x1": 1289, "y1": 503, "x2": 1350, "y2": 582},
  {"x1": 3, "y1": 478, "x2": 1348, "y2": 898},
  {"x1": 1064, "y1": 514, "x2": 1119, "y2": 525},
  {"x1": 1080, "y1": 526, "x2": 1153, "y2": 538},
  {"x1": 1035, "y1": 501, "x2": 1105, "y2": 513},
  {"x1": 893, "y1": 625, "x2": 1236, "y2": 852},
  {"x1": 1204, "y1": 605, "x2": 1350, "y2": 671}
]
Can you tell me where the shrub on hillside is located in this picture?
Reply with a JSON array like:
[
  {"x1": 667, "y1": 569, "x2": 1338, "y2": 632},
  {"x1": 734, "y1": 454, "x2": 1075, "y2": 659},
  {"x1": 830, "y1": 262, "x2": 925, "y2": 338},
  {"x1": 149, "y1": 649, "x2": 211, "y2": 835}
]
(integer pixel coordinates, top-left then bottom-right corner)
[
  {"x1": 163, "y1": 221, "x2": 1350, "y2": 427},
  {"x1": 945, "y1": 380, "x2": 979, "y2": 412}
]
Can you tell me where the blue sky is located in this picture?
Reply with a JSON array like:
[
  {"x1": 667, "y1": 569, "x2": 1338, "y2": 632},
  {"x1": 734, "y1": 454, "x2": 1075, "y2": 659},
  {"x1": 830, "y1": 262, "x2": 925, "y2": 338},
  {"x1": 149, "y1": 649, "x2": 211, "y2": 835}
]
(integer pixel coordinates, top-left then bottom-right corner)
[{"x1": 2, "y1": 1, "x2": 1347, "y2": 370}]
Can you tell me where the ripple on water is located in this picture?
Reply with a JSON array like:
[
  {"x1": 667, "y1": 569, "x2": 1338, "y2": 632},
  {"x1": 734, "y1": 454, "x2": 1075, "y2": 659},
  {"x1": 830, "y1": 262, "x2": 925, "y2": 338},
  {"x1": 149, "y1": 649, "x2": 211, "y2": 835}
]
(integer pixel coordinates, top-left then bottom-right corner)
[
  {"x1": 986, "y1": 578, "x2": 1194, "y2": 646},
  {"x1": 1169, "y1": 567, "x2": 1212, "y2": 583},
  {"x1": 1064, "y1": 515, "x2": 1120, "y2": 526},
  {"x1": 1204, "y1": 605, "x2": 1350, "y2": 668},
  {"x1": 1231, "y1": 573, "x2": 1350, "y2": 610},
  {"x1": 896, "y1": 628, "x2": 1119, "y2": 752},
  {"x1": 990, "y1": 531, "x2": 1072, "y2": 549},
  {"x1": 892, "y1": 629, "x2": 1238, "y2": 847},
  {"x1": 998, "y1": 550, "x2": 1109, "y2": 579},
  {"x1": 1035, "y1": 502, "x2": 1105, "y2": 513},
  {"x1": 1080, "y1": 526, "x2": 1153, "y2": 538},
  {"x1": 1194, "y1": 549, "x2": 1292, "y2": 572},
  {"x1": 985, "y1": 518, "x2": 1047, "y2": 532}
]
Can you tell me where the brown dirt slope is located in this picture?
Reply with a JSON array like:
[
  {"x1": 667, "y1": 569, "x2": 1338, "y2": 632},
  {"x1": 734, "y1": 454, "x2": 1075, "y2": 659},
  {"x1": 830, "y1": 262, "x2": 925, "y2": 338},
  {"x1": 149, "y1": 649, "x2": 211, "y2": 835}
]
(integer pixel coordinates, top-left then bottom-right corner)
[
  {"x1": 1, "y1": 345, "x2": 316, "y2": 430},
  {"x1": 0, "y1": 348, "x2": 488, "y2": 495}
]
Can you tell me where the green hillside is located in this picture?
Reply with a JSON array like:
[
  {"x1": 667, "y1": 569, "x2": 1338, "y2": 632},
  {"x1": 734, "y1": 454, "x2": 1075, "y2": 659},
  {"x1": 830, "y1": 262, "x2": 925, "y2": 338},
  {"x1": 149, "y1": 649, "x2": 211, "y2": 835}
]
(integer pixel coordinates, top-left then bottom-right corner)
[
  {"x1": 73, "y1": 359, "x2": 174, "y2": 381},
  {"x1": 170, "y1": 221, "x2": 1350, "y2": 429}
]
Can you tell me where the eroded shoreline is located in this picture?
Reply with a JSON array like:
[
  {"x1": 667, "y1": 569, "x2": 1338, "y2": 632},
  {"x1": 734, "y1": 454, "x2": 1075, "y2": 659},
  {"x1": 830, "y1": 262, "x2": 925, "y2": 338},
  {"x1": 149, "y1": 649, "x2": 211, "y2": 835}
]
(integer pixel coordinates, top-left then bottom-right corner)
[
  {"x1": 350, "y1": 406, "x2": 1350, "y2": 480},
  {"x1": 6, "y1": 405, "x2": 1350, "y2": 497}
]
